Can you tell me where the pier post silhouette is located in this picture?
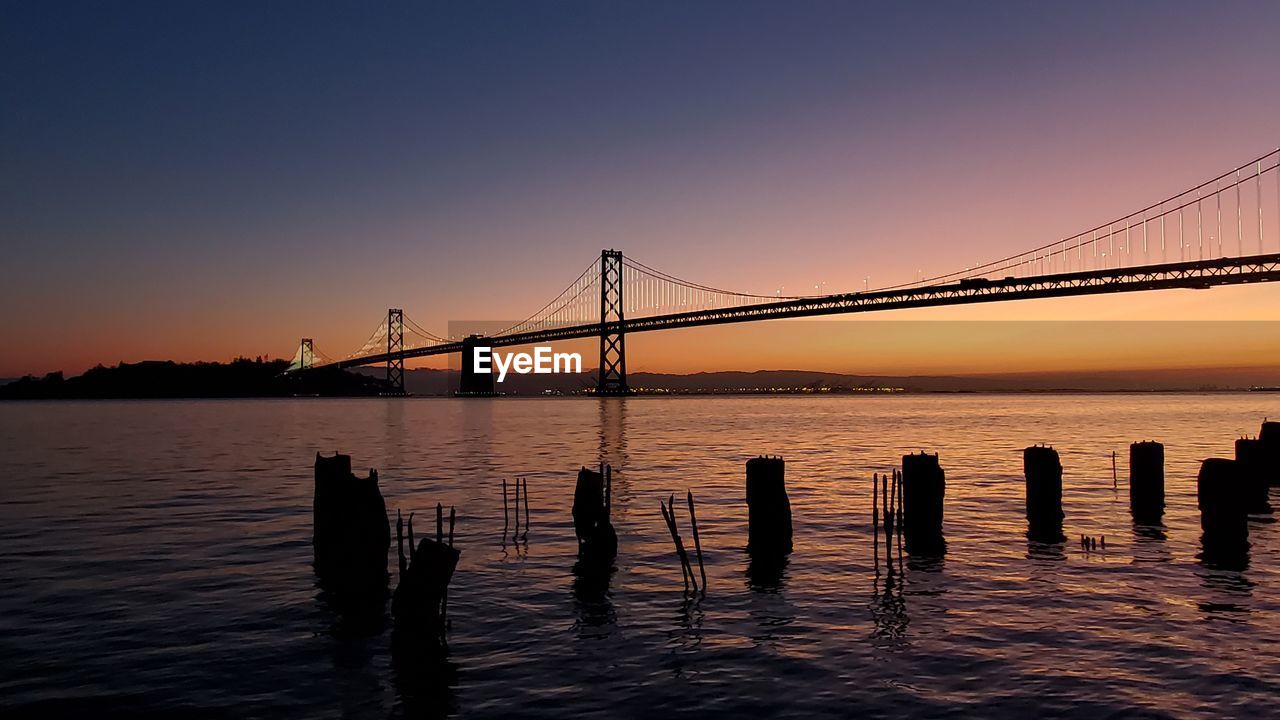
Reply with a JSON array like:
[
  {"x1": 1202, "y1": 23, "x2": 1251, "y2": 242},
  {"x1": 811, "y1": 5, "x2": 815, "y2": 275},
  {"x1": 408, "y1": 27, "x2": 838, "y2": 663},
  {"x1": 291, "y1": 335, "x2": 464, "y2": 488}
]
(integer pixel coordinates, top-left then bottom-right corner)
[
  {"x1": 1129, "y1": 441, "x2": 1165, "y2": 524},
  {"x1": 901, "y1": 452, "x2": 946, "y2": 555},
  {"x1": 1258, "y1": 421, "x2": 1280, "y2": 486},
  {"x1": 1234, "y1": 438, "x2": 1272, "y2": 515},
  {"x1": 312, "y1": 452, "x2": 390, "y2": 590},
  {"x1": 1024, "y1": 445, "x2": 1065, "y2": 543},
  {"x1": 573, "y1": 465, "x2": 618, "y2": 566},
  {"x1": 1197, "y1": 458, "x2": 1250, "y2": 566},
  {"x1": 746, "y1": 456, "x2": 792, "y2": 556}
]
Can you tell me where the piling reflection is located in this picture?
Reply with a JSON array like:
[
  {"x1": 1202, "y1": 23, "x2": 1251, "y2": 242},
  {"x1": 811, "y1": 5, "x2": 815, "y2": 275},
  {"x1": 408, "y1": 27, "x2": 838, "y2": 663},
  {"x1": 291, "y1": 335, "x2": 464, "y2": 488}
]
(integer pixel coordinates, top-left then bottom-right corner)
[
  {"x1": 571, "y1": 560, "x2": 617, "y2": 635},
  {"x1": 1196, "y1": 546, "x2": 1254, "y2": 618},
  {"x1": 745, "y1": 552, "x2": 789, "y2": 592},
  {"x1": 1025, "y1": 539, "x2": 1067, "y2": 562},
  {"x1": 390, "y1": 633, "x2": 459, "y2": 720},
  {"x1": 1197, "y1": 534, "x2": 1251, "y2": 573},
  {"x1": 1129, "y1": 521, "x2": 1172, "y2": 564}
]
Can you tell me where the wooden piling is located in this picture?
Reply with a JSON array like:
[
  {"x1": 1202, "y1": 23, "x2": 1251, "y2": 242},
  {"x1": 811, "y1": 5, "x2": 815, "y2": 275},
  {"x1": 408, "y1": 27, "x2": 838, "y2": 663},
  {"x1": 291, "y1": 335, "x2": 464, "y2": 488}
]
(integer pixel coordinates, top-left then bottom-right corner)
[
  {"x1": 1235, "y1": 438, "x2": 1272, "y2": 514},
  {"x1": 573, "y1": 466, "x2": 617, "y2": 564},
  {"x1": 312, "y1": 452, "x2": 391, "y2": 588},
  {"x1": 901, "y1": 452, "x2": 946, "y2": 554},
  {"x1": 1261, "y1": 421, "x2": 1280, "y2": 486},
  {"x1": 1024, "y1": 445, "x2": 1065, "y2": 543},
  {"x1": 746, "y1": 455, "x2": 792, "y2": 556},
  {"x1": 1197, "y1": 457, "x2": 1249, "y2": 548},
  {"x1": 1129, "y1": 441, "x2": 1165, "y2": 524}
]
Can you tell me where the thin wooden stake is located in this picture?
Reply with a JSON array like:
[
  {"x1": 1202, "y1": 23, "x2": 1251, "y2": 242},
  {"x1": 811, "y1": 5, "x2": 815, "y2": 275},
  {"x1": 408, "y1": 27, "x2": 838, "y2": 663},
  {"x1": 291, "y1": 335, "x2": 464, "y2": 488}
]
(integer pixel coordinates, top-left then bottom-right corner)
[
  {"x1": 605, "y1": 465, "x2": 612, "y2": 514},
  {"x1": 660, "y1": 500, "x2": 689, "y2": 591},
  {"x1": 670, "y1": 493, "x2": 697, "y2": 593},
  {"x1": 502, "y1": 478, "x2": 509, "y2": 536},
  {"x1": 448, "y1": 506, "x2": 456, "y2": 546},
  {"x1": 513, "y1": 477, "x2": 521, "y2": 536},
  {"x1": 686, "y1": 490, "x2": 707, "y2": 591},
  {"x1": 1112, "y1": 451, "x2": 1118, "y2": 489},
  {"x1": 396, "y1": 509, "x2": 407, "y2": 574},
  {"x1": 872, "y1": 473, "x2": 880, "y2": 573},
  {"x1": 436, "y1": 502, "x2": 443, "y2": 544},
  {"x1": 522, "y1": 477, "x2": 530, "y2": 535},
  {"x1": 407, "y1": 512, "x2": 416, "y2": 561}
]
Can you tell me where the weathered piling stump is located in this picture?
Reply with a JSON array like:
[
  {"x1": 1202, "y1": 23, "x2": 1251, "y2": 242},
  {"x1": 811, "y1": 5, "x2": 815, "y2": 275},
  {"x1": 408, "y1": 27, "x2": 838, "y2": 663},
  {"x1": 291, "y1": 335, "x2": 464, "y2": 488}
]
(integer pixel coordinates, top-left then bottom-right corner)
[
  {"x1": 1197, "y1": 458, "x2": 1250, "y2": 551},
  {"x1": 1235, "y1": 438, "x2": 1272, "y2": 515},
  {"x1": 1129, "y1": 441, "x2": 1165, "y2": 524},
  {"x1": 392, "y1": 528, "x2": 460, "y2": 642},
  {"x1": 1259, "y1": 421, "x2": 1280, "y2": 486},
  {"x1": 313, "y1": 452, "x2": 391, "y2": 590},
  {"x1": 901, "y1": 452, "x2": 946, "y2": 554},
  {"x1": 573, "y1": 465, "x2": 617, "y2": 566},
  {"x1": 746, "y1": 455, "x2": 792, "y2": 556},
  {"x1": 1024, "y1": 445, "x2": 1065, "y2": 543}
]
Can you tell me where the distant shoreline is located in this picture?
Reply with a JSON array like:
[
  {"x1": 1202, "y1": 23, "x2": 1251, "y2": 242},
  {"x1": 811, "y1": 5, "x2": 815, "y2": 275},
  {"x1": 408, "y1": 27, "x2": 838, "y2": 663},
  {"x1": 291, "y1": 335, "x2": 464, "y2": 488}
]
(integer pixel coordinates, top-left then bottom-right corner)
[{"x1": 4, "y1": 359, "x2": 1278, "y2": 400}]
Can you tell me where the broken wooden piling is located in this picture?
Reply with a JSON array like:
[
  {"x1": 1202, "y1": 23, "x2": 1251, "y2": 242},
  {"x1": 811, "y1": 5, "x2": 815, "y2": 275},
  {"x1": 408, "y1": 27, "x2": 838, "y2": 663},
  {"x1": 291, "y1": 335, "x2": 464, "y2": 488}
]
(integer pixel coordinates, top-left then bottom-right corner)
[
  {"x1": 746, "y1": 455, "x2": 791, "y2": 556},
  {"x1": 901, "y1": 452, "x2": 946, "y2": 554},
  {"x1": 1129, "y1": 441, "x2": 1165, "y2": 524},
  {"x1": 573, "y1": 465, "x2": 617, "y2": 566},
  {"x1": 1234, "y1": 438, "x2": 1272, "y2": 515},
  {"x1": 1260, "y1": 421, "x2": 1280, "y2": 486},
  {"x1": 1024, "y1": 445, "x2": 1065, "y2": 543},
  {"x1": 1197, "y1": 457, "x2": 1250, "y2": 551},
  {"x1": 313, "y1": 452, "x2": 391, "y2": 590},
  {"x1": 393, "y1": 509, "x2": 460, "y2": 641}
]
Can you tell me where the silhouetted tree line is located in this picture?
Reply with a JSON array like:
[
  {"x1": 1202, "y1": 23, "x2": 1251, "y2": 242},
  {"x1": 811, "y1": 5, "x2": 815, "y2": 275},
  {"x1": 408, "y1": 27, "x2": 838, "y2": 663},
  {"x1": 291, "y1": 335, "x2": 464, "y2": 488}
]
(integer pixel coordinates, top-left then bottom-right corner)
[{"x1": 0, "y1": 357, "x2": 393, "y2": 399}]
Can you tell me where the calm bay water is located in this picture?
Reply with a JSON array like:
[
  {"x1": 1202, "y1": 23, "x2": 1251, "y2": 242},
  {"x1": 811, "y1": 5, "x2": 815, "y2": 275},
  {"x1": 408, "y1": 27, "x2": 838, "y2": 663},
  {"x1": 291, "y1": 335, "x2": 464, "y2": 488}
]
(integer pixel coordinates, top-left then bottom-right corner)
[{"x1": 2, "y1": 394, "x2": 1280, "y2": 718}]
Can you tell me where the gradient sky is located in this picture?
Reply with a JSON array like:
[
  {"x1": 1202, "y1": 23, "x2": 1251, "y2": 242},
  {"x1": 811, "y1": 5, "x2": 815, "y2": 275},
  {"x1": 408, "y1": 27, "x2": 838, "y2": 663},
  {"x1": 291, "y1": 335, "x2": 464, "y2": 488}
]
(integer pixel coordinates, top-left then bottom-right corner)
[{"x1": 4, "y1": 1, "x2": 1280, "y2": 377}]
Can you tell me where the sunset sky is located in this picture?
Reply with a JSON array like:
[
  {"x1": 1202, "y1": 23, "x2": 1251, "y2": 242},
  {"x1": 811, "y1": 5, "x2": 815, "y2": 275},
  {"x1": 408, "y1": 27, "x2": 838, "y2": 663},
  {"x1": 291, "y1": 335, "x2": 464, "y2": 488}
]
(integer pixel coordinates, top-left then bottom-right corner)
[{"x1": 4, "y1": 1, "x2": 1280, "y2": 377}]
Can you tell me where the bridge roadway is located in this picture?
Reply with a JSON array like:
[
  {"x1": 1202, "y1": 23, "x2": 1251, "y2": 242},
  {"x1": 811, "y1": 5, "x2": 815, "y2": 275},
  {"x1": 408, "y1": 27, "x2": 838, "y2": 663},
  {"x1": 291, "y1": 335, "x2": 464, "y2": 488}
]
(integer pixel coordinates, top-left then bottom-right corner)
[{"x1": 331, "y1": 252, "x2": 1280, "y2": 370}]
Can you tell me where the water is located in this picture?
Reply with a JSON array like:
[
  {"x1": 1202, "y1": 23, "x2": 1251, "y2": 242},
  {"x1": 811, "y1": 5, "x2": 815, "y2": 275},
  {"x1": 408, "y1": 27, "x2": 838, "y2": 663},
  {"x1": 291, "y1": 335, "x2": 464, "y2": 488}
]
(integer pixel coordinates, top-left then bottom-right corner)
[{"x1": 2, "y1": 394, "x2": 1280, "y2": 718}]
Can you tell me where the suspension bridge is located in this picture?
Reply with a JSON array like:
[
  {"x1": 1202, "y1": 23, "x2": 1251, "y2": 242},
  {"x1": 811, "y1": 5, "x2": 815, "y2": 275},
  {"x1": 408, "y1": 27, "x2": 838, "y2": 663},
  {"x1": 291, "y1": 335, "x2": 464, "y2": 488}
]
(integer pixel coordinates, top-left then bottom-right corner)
[{"x1": 290, "y1": 148, "x2": 1280, "y2": 395}]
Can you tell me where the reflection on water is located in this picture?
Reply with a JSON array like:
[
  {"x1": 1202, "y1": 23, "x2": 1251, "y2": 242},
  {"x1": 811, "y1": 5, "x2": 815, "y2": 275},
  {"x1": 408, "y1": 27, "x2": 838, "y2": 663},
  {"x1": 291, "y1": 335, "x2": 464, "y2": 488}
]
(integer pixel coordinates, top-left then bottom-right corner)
[{"x1": 3, "y1": 394, "x2": 1280, "y2": 718}]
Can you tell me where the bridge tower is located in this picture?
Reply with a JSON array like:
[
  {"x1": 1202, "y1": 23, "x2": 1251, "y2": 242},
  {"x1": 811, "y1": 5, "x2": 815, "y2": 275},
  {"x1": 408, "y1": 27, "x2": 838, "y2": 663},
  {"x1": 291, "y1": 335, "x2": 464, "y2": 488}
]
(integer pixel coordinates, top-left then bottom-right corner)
[
  {"x1": 387, "y1": 308, "x2": 405, "y2": 394},
  {"x1": 597, "y1": 249, "x2": 631, "y2": 395},
  {"x1": 299, "y1": 338, "x2": 314, "y2": 371}
]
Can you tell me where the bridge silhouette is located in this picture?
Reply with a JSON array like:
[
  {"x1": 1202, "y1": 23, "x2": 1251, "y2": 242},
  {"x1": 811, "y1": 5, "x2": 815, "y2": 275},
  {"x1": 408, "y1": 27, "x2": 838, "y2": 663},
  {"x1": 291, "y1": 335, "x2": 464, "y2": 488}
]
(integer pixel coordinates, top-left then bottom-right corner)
[{"x1": 291, "y1": 148, "x2": 1280, "y2": 395}]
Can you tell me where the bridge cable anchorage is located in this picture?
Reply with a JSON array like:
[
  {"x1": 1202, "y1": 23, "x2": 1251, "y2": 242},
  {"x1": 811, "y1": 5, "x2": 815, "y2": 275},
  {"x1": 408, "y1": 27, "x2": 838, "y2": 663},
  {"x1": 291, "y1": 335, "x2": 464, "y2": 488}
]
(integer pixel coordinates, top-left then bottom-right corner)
[{"x1": 882, "y1": 147, "x2": 1280, "y2": 291}]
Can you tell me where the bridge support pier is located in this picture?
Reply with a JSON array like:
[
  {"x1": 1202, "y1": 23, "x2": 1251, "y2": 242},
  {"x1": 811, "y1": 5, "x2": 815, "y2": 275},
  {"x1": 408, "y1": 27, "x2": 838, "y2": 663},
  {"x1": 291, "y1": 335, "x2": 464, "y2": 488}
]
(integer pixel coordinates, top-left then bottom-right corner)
[
  {"x1": 458, "y1": 335, "x2": 495, "y2": 396},
  {"x1": 597, "y1": 249, "x2": 631, "y2": 396}
]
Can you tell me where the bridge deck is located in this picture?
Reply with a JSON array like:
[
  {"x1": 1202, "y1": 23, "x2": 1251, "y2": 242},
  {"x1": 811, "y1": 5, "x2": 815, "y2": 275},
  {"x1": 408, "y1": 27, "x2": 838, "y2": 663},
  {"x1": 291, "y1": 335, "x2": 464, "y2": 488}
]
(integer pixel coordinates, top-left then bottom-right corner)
[{"x1": 328, "y1": 252, "x2": 1280, "y2": 369}]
